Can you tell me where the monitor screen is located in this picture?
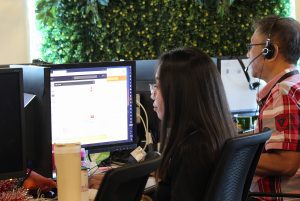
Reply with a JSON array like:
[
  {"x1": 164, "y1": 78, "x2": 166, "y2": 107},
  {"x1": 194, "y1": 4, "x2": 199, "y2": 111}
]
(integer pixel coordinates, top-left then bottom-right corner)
[
  {"x1": 0, "y1": 68, "x2": 26, "y2": 180},
  {"x1": 218, "y1": 57, "x2": 266, "y2": 115},
  {"x1": 49, "y1": 61, "x2": 136, "y2": 153}
]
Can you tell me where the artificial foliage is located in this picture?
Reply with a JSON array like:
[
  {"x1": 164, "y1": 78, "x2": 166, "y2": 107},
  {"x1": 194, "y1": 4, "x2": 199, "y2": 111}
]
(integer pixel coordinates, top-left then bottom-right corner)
[{"x1": 35, "y1": 0, "x2": 290, "y2": 63}]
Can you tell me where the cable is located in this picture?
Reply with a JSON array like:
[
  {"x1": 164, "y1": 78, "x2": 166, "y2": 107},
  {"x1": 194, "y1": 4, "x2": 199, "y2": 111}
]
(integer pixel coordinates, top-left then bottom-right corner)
[
  {"x1": 136, "y1": 100, "x2": 153, "y2": 150},
  {"x1": 236, "y1": 56, "x2": 261, "y2": 90},
  {"x1": 137, "y1": 113, "x2": 148, "y2": 150},
  {"x1": 137, "y1": 101, "x2": 149, "y2": 132},
  {"x1": 88, "y1": 164, "x2": 100, "y2": 176},
  {"x1": 87, "y1": 155, "x2": 113, "y2": 176},
  {"x1": 128, "y1": 100, "x2": 155, "y2": 162},
  {"x1": 245, "y1": 52, "x2": 263, "y2": 72}
]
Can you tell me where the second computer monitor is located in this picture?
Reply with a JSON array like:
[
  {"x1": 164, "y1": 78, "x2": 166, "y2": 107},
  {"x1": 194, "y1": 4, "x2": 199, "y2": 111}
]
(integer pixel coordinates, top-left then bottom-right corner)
[
  {"x1": 0, "y1": 68, "x2": 26, "y2": 180},
  {"x1": 50, "y1": 61, "x2": 136, "y2": 153}
]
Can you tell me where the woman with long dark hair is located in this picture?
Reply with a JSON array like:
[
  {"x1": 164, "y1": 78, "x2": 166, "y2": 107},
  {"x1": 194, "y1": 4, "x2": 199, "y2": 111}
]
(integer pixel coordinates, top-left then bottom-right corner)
[{"x1": 151, "y1": 47, "x2": 237, "y2": 200}]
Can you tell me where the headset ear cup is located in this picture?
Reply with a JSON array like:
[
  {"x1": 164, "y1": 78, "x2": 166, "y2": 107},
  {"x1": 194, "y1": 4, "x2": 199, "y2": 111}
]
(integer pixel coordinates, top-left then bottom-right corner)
[{"x1": 262, "y1": 43, "x2": 275, "y2": 59}]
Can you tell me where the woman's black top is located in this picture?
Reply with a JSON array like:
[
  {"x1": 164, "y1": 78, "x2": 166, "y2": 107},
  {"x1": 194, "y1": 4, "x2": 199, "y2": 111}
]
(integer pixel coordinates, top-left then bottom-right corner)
[{"x1": 155, "y1": 131, "x2": 216, "y2": 201}]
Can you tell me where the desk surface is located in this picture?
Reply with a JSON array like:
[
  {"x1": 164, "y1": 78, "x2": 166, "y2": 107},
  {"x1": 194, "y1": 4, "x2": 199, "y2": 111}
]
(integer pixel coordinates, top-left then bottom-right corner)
[{"x1": 29, "y1": 189, "x2": 97, "y2": 201}]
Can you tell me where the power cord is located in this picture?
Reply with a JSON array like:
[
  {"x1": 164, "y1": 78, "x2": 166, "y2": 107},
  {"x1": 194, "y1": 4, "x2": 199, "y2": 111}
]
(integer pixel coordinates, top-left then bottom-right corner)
[
  {"x1": 136, "y1": 101, "x2": 153, "y2": 150},
  {"x1": 87, "y1": 154, "x2": 113, "y2": 176},
  {"x1": 130, "y1": 101, "x2": 154, "y2": 162}
]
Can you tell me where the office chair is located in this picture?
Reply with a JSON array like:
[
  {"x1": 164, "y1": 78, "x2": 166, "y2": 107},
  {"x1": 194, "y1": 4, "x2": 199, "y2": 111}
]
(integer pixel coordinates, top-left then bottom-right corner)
[
  {"x1": 94, "y1": 151, "x2": 161, "y2": 201},
  {"x1": 204, "y1": 127, "x2": 272, "y2": 201}
]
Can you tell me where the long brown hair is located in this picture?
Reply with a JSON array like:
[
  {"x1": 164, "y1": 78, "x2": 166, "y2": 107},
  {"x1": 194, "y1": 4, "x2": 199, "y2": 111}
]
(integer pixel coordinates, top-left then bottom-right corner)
[{"x1": 156, "y1": 47, "x2": 237, "y2": 179}]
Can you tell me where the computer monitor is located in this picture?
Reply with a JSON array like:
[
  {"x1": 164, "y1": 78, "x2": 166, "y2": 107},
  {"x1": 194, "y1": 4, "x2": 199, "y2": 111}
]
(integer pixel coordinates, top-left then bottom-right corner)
[
  {"x1": 135, "y1": 58, "x2": 218, "y2": 92},
  {"x1": 135, "y1": 60, "x2": 159, "y2": 145},
  {"x1": 0, "y1": 65, "x2": 10, "y2": 68},
  {"x1": 9, "y1": 64, "x2": 52, "y2": 178},
  {"x1": 49, "y1": 61, "x2": 136, "y2": 153},
  {"x1": 135, "y1": 60, "x2": 158, "y2": 92},
  {"x1": 0, "y1": 68, "x2": 27, "y2": 180},
  {"x1": 217, "y1": 57, "x2": 265, "y2": 116}
]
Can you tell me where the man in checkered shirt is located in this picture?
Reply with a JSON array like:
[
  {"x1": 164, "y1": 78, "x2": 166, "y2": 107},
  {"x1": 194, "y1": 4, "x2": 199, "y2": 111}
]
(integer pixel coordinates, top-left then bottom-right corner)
[{"x1": 248, "y1": 16, "x2": 300, "y2": 201}]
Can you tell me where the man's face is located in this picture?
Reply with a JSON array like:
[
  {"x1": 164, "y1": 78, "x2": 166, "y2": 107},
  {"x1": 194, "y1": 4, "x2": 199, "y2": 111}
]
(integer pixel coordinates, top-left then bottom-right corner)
[{"x1": 247, "y1": 30, "x2": 267, "y2": 78}]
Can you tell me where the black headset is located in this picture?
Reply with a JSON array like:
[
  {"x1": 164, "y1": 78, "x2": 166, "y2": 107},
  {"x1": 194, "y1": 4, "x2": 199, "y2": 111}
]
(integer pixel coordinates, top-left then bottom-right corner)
[
  {"x1": 236, "y1": 17, "x2": 283, "y2": 90},
  {"x1": 236, "y1": 56, "x2": 260, "y2": 90},
  {"x1": 261, "y1": 17, "x2": 282, "y2": 59}
]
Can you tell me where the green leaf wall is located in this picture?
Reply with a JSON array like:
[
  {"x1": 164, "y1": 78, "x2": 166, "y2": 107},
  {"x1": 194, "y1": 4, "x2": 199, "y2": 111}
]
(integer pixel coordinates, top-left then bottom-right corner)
[{"x1": 35, "y1": 0, "x2": 290, "y2": 63}]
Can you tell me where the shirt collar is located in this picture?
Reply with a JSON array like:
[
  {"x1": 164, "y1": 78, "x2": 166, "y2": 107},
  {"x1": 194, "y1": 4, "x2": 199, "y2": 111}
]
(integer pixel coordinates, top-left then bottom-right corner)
[{"x1": 257, "y1": 67, "x2": 298, "y2": 102}]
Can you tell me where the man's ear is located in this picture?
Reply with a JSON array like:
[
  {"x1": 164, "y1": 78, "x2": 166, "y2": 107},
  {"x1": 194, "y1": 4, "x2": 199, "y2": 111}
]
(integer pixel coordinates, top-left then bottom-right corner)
[{"x1": 269, "y1": 44, "x2": 279, "y2": 61}]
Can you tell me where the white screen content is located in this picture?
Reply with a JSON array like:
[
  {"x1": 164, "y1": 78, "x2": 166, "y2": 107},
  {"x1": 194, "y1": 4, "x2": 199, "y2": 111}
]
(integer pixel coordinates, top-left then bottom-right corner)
[
  {"x1": 220, "y1": 58, "x2": 266, "y2": 113},
  {"x1": 50, "y1": 66, "x2": 133, "y2": 147}
]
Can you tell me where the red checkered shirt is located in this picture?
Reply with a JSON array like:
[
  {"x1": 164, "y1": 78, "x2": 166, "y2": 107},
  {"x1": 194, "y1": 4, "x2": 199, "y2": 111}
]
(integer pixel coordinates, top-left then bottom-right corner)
[{"x1": 251, "y1": 68, "x2": 300, "y2": 201}]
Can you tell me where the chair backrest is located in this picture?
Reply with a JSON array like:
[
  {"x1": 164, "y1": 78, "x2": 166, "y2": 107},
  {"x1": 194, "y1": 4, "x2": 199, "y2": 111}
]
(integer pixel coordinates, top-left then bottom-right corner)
[
  {"x1": 94, "y1": 151, "x2": 162, "y2": 201},
  {"x1": 204, "y1": 128, "x2": 272, "y2": 201}
]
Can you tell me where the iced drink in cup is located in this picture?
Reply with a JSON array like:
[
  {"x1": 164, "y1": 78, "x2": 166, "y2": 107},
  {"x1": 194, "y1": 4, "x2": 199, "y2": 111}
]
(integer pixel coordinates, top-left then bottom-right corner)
[{"x1": 54, "y1": 142, "x2": 81, "y2": 201}]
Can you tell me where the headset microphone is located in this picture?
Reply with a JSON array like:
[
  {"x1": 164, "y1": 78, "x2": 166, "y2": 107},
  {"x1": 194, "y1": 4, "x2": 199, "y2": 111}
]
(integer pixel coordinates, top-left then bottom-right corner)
[
  {"x1": 250, "y1": 82, "x2": 260, "y2": 90},
  {"x1": 244, "y1": 52, "x2": 263, "y2": 72},
  {"x1": 236, "y1": 56, "x2": 260, "y2": 90}
]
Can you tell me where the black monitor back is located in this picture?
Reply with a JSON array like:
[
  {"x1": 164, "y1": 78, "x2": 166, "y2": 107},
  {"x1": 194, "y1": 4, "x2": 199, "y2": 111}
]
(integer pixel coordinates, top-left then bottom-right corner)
[
  {"x1": 136, "y1": 60, "x2": 158, "y2": 92},
  {"x1": 135, "y1": 60, "x2": 160, "y2": 145},
  {"x1": 10, "y1": 65, "x2": 52, "y2": 178}
]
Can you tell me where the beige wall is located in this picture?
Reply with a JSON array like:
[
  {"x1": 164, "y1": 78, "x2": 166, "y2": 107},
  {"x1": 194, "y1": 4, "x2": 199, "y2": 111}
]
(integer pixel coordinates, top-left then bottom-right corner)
[
  {"x1": 0, "y1": 0, "x2": 30, "y2": 65},
  {"x1": 296, "y1": 0, "x2": 300, "y2": 22}
]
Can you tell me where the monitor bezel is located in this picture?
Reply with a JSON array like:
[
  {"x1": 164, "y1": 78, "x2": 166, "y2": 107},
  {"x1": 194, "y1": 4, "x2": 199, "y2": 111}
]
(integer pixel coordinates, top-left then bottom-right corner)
[
  {"x1": 0, "y1": 68, "x2": 27, "y2": 180},
  {"x1": 47, "y1": 61, "x2": 137, "y2": 153}
]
